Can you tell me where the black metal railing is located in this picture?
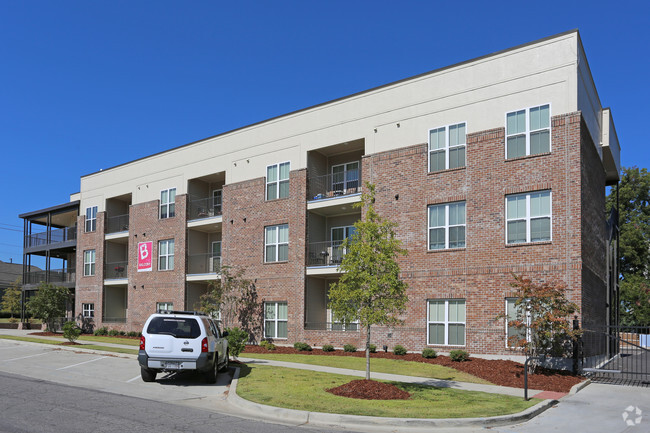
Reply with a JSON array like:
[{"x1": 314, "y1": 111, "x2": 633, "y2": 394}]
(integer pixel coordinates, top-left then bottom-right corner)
[
  {"x1": 187, "y1": 253, "x2": 221, "y2": 275},
  {"x1": 308, "y1": 168, "x2": 362, "y2": 201},
  {"x1": 102, "y1": 317, "x2": 127, "y2": 323},
  {"x1": 24, "y1": 269, "x2": 76, "y2": 285},
  {"x1": 104, "y1": 261, "x2": 128, "y2": 279},
  {"x1": 105, "y1": 214, "x2": 129, "y2": 234},
  {"x1": 304, "y1": 322, "x2": 360, "y2": 331},
  {"x1": 188, "y1": 196, "x2": 222, "y2": 220},
  {"x1": 307, "y1": 241, "x2": 349, "y2": 267},
  {"x1": 26, "y1": 226, "x2": 76, "y2": 247}
]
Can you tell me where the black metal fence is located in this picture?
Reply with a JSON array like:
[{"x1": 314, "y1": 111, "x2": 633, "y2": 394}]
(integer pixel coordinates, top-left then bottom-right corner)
[
  {"x1": 26, "y1": 226, "x2": 76, "y2": 247},
  {"x1": 23, "y1": 269, "x2": 76, "y2": 285},
  {"x1": 188, "y1": 196, "x2": 222, "y2": 220},
  {"x1": 307, "y1": 169, "x2": 362, "y2": 201},
  {"x1": 105, "y1": 214, "x2": 129, "y2": 234}
]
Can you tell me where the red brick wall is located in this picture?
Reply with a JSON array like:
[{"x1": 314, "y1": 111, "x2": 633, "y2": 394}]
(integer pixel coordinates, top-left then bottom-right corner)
[{"x1": 75, "y1": 212, "x2": 105, "y2": 327}]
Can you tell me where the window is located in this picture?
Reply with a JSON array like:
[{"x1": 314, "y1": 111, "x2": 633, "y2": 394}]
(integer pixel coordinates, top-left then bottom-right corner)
[
  {"x1": 506, "y1": 298, "x2": 531, "y2": 347},
  {"x1": 85, "y1": 206, "x2": 97, "y2": 232},
  {"x1": 210, "y1": 241, "x2": 222, "y2": 273},
  {"x1": 82, "y1": 303, "x2": 94, "y2": 318},
  {"x1": 83, "y1": 250, "x2": 95, "y2": 276},
  {"x1": 429, "y1": 122, "x2": 466, "y2": 171},
  {"x1": 328, "y1": 309, "x2": 358, "y2": 331},
  {"x1": 428, "y1": 202, "x2": 466, "y2": 250},
  {"x1": 212, "y1": 189, "x2": 222, "y2": 215},
  {"x1": 506, "y1": 191, "x2": 551, "y2": 244},
  {"x1": 427, "y1": 299, "x2": 466, "y2": 345},
  {"x1": 331, "y1": 226, "x2": 357, "y2": 263},
  {"x1": 264, "y1": 302, "x2": 287, "y2": 339},
  {"x1": 266, "y1": 162, "x2": 290, "y2": 200},
  {"x1": 265, "y1": 224, "x2": 288, "y2": 262},
  {"x1": 506, "y1": 104, "x2": 550, "y2": 158},
  {"x1": 158, "y1": 239, "x2": 175, "y2": 270},
  {"x1": 160, "y1": 188, "x2": 176, "y2": 219},
  {"x1": 331, "y1": 161, "x2": 359, "y2": 192},
  {"x1": 157, "y1": 302, "x2": 173, "y2": 312}
]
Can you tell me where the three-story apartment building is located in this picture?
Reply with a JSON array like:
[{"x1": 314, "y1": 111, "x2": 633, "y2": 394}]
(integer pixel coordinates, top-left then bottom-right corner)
[{"x1": 21, "y1": 30, "x2": 621, "y2": 356}]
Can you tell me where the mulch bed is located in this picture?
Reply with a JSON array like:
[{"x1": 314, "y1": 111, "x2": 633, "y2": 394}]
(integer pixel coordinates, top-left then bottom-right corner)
[
  {"x1": 327, "y1": 379, "x2": 411, "y2": 400},
  {"x1": 30, "y1": 332, "x2": 138, "y2": 340},
  {"x1": 242, "y1": 345, "x2": 584, "y2": 393}
]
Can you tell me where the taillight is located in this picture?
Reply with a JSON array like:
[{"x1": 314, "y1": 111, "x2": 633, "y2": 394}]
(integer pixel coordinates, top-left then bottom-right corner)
[
  {"x1": 201, "y1": 337, "x2": 208, "y2": 353},
  {"x1": 140, "y1": 335, "x2": 145, "y2": 350}
]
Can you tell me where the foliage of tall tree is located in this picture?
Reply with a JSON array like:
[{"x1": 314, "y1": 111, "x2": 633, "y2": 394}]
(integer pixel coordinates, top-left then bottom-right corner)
[
  {"x1": 26, "y1": 283, "x2": 70, "y2": 331},
  {"x1": 328, "y1": 182, "x2": 409, "y2": 380},
  {"x1": 1, "y1": 278, "x2": 22, "y2": 322},
  {"x1": 501, "y1": 275, "x2": 581, "y2": 372},
  {"x1": 606, "y1": 166, "x2": 650, "y2": 326}
]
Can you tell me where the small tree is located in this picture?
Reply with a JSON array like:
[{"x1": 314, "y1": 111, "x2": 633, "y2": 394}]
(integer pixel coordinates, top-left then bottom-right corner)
[
  {"x1": 503, "y1": 274, "x2": 581, "y2": 372},
  {"x1": 329, "y1": 182, "x2": 409, "y2": 380},
  {"x1": 1, "y1": 278, "x2": 22, "y2": 322},
  {"x1": 63, "y1": 321, "x2": 81, "y2": 343},
  {"x1": 26, "y1": 283, "x2": 70, "y2": 331}
]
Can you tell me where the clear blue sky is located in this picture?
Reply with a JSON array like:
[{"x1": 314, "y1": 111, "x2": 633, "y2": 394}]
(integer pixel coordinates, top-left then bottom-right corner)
[{"x1": 1, "y1": 1, "x2": 648, "y2": 264}]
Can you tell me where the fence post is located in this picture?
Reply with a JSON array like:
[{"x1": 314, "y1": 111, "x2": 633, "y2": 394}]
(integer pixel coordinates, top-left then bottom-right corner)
[{"x1": 573, "y1": 318, "x2": 580, "y2": 374}]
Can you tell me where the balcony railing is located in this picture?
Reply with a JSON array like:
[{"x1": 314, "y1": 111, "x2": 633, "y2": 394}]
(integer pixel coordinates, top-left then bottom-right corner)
[
  {"x1": 307, "y1": 241, "x2": 349, "y2": 267},
  {"x1": 304, "y1": 322, "x2": 360, "y2": 332},
  {"x1": 24, "y1": 269, "x2": 76, "y2": 285},
  {"x1": 188, "y1": 196, "x2": 222, "y2": 220},
  {"x1": 103, "y1": 317, "x2": 127, "y2": 323},
  {"x1": 105, "y1": 261, "x2": 128, "y2": 279},
  {"x1": 26, "y1": 226, "x2": 76, "y2": 247},
  {"x1": 187, "y1": 253, "x2": 221, "y2": 275},
  {"x1": 308, "y1": 168, "x2": 361, "y2": 201},
  {"x1": 106, "y1": 214, "x2": 129, "y2": 234}
]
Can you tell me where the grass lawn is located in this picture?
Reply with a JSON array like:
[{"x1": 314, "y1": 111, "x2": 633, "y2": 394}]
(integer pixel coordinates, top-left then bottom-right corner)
[
  {"x1": 0, "y1": 335, "x2": 138, "y2": 355},
  {"x1": 241, "y1": 352, "x2": 490, "y2": 384},
  {"x1": 0, "y1": 318, "x2": 41, "y2": 324},
  {"x1": 236, "y1": 365, "x2": 538, "y2": 418}
]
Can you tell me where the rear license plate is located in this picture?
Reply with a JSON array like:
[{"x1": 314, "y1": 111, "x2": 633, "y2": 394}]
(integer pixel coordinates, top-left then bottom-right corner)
[{"x1": 162, "y1": 361, "x2": 180, "y2": 369}]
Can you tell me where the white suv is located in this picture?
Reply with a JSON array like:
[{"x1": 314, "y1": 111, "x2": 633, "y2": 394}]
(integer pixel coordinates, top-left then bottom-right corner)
[{"x1": 138, "y1": 310, "x2": 229, "y2": 383}]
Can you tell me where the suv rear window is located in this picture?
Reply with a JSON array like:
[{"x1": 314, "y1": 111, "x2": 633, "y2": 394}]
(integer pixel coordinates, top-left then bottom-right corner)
[{"x1": 146, "y1": 317, "x2": 201, "y2": 339}]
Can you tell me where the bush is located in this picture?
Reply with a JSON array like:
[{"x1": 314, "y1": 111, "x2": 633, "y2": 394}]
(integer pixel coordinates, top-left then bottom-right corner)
[
  {"x1": 369, "y1": 344, "x2": 377, "y2": 353},
  {"x1": 450, "y1": 349, "x2": 470, "y2": 362},
  {"x1": 108, "y1": 329, "x2": 120, "y2": 337},
  {"x1": 127, "y1": 331, "x2": 139, "y2": 337},
  {"x1": 343, "y1": 343, "x2": 357, "y2": 353},
  {"x1": 94, "y1": 327, "x2": 108, "y2": 336},
  {"x1": 119, "y1": 330, "x2": 126, "y2": 336},
  {"x1": 224, "y1": 327, "x2": 248, "y2": 359},
  {"x1": 322, "y1": 344, "x2": 334, "y2": 352},
  {"x1": 293, "y1": 342, "x2": 312, "y2": 351},
  {"x1": 260, "y1": 340, "x2": 276, "y2": 351},
  {"x1": 393, "y1": 345, "x2": 407, "y2": 356},
  {"x1": 62, "y1": 321, "x2": 81, "y2": 343},
  {"x1": 422, "y1": 348, "x2": 437, "y2": 359}
]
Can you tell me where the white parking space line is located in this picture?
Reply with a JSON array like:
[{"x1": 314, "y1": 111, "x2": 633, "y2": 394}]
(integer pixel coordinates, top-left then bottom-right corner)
[
  {"x1": 56, "y1": 356, "x2": 107, "y2": 370},
  {"x1": 3, "y1": 352, "x2": 50, "y2": 362},
  {"x1": 126, "y1": 375, "x2": 142, "y2": 383}
]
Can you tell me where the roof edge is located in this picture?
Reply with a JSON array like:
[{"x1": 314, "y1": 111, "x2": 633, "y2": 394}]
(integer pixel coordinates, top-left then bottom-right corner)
[{"x1": 19, "y1": 201, "x2": 80, "y2": 219}]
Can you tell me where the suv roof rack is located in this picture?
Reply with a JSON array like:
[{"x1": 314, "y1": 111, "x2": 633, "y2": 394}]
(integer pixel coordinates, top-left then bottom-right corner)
[{"x1": 157, "y1": 310, "x2": 207, "y2": 316}]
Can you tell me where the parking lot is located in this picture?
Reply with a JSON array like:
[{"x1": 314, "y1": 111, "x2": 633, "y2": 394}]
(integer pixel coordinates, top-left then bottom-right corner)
[{"x1": 0, "y1": 339, "x2": 233, "y2": 412}]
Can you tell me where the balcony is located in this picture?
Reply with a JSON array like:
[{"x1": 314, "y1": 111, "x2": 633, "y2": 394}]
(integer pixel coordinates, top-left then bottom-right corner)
[
  {"x1": 24, "y1": 269, "x2": 76, "y2": 286},
  {"x1": 306, "y1": 241, "x2": 348, "y2": 275},
  {"x1": 104, "y1": 261, "x2": 128, "y2": 281},
  {"x1": 304, "y1": 322, "x2": 360, "y2": 332},
  {"x1": 188, "y1": 196, "x2": 222, "y2": 220},
  {"x1": 25, "y1": 226, "x2": 76, "y2": 248},
  {"x1": 308, "y1": 168, "x2": 362, "y2": 202},
  {"x1": 105, "y1": 214, "x2": 129, "y2": 234},
  {"x1": 187, "y1": 253, "x2": 221, "y2": 281}
]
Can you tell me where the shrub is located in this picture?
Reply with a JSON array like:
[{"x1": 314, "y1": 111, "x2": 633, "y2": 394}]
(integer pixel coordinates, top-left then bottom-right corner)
[
  {"x1": 343, "y1": 343, "x2": 357, "y2": 353},
  {"x1": 119, "y1": 330, "x2": 126, "y2": 336},
  {"x1": 450, "y1": 349, "x2": 470, "y2": 362},
  {"x1": 369, "y1": 344, "x2": 377, "y2": 353},
  {"x1": 62, "y1": 321, "x2": 81, "y2": 343},
  {"x1": 322, "y1": 344, "x2": 334, "y2": 352},
  {"x1": 393, "y1": 345, "x2": 407, "y2": 356},
  {"x1": 260, "y1": 340, "x2": 276, "y2": 351},
  {"x1": 93, "y1": 327, "x2": 108, "y2": 336},
  {"x1": 293, "y1": 342, "x2": 312, "y2": 351},
  {"x1": 422, "y1": 348, "x2": 437, "y2": 359},
  {"x1": 224, "y1": 327, "x2": 248, "y2": 359},
  {"x1": 126, "y1": 331, "x2": 139, "y2": 338},
  {"x1": 108, "y1": 329, "x2": 120, "y2": 337}
]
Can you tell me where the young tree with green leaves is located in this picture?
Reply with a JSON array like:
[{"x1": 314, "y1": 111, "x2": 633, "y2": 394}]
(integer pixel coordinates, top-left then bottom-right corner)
[
  {"x1": 606, "y1": 166, "x2": 650, "y2": 326},
  {"x1": 26, "y1": 283, "x2": 70, "y2": 331},
  {"x1": 1, "y1": 278, "x2": 22, "y2": 322},
  {"x1": 328, "y1": 182, "x2": 409, "y2": 380}
]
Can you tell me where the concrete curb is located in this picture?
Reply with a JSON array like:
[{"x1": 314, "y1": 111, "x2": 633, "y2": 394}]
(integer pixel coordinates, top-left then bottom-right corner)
[
  {"x1": 227, "y1": 366, "x2": 558, "y2": 430},
  {"x1": 568, "y1": 378, "x2": 591, "y2": 395}
]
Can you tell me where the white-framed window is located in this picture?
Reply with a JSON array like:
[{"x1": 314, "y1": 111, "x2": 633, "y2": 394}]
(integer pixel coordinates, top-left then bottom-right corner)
[
  {"x1": 331, "y1": 225, "x2": 357, "y2": 263},
  {"x1": 506, "y1": 190, "x2": 551, "y2": 244},
  {"x1": 331, "y1": 161, "x2": 360, "y2": 192},
  {"x1": 210, "y1": 241, "x2": 222, "y2": 273},
  {"x1": 266, "y1": 162, "x2": 290, "y2": 200},
  {"x1": 506, "y1": 298, "x2": 531, "y2": 347},
  {"x1": 427, "y1": 299, "x2": 466, "y2": 346},
  {"x1": 212, "y1": 189, "x2": 222, "y2": 215},
  {"x1": 83, "y1": 250, "x2": 95, "y2": 276},
  {"x1": 160, "y1": 188, "x2": 176, "y2": 219},
  {"x1": 157, "y1": 302, "x2": 173, "y2": 312},
  {"x1": 506, "y1": 104, "x2": 550, "y2": 158},
  {"x1": 85, "y1": 206, "x2": 97, "y2": 232},
  {"x1": 429, "y1": 122, "x2": 466, "y2": 171},
  {"x1": 265, "y1": 224, "x2": 288, "y2": 262},
  {"x1": 158, "y1": 239, "x2": 175, "y2": 270},
  {"x1": 264, "y1": 301, "x2": 287, "y2": 339},
  {"x1": 428, "y1": 202, "x2": 466, "y2": 250},
  {"x1": 82, "y1": 303, "x2": 94, "y2": 318}
]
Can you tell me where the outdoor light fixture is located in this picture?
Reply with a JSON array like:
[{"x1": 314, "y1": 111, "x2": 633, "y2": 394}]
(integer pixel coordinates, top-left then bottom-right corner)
[{"x1": 383, "y1": 345, "x2": 388, "y2": 353}]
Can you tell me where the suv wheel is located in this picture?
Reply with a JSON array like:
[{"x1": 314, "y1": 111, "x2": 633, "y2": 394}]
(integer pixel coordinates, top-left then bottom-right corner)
[
  {"x1": 141, "y1": 367, "x2": 157, "y2": 382},
  {"x1": 205, "y1": 356, "x2": 218, "y2": 384}
]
